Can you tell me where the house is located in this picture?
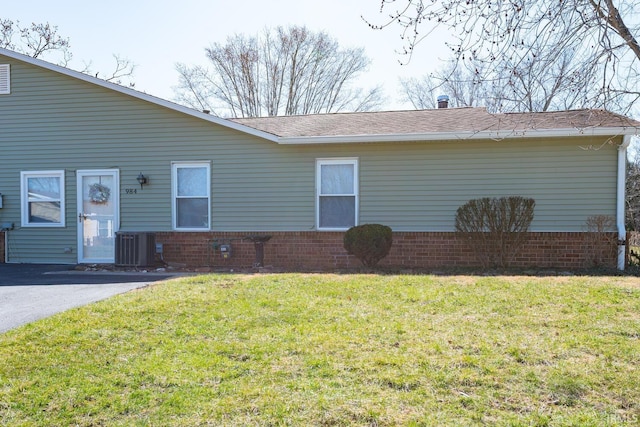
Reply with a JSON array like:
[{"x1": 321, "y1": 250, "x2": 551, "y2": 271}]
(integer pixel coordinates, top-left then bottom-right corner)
[{"x1": 0, "y1": 47, "x2": 638, "y2": 270}]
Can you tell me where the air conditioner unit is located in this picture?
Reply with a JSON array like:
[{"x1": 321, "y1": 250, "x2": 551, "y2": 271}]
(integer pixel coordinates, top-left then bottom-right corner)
[{"x1": 115, "y1": 232, "x2": 156, "y2": 267}]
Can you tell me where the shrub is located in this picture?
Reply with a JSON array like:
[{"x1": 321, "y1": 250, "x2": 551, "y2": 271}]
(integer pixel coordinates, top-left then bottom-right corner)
[
  {"x1": 455, "y1": 196, "x2": 535, "y2": 268},
  {"x1": 583, "y1": 215, "x2": 618, "y2": 267},
  {"x1": 343, "y1": 224, "x2": 393, "y2": 268}
]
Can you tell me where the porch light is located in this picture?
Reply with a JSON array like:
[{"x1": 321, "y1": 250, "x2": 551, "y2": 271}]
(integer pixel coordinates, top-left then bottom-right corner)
[{"x1": 136, "y1": 172, "x2": 148, "y2": 189}]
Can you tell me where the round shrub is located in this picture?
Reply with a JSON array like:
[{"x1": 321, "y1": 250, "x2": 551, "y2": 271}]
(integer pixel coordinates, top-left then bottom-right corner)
[{"x1": 343, "y1": 224, "x2": 393, "y2": 268}]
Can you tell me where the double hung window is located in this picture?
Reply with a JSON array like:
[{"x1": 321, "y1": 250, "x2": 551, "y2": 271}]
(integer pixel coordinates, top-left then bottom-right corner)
[
  {"x1": 172, "y1": 162, "x2": 211, "y2": 230},
  {"x1": 21, "y1": 170, "x2": 65, "y2": 227},
  {"x1": 317, "y1": 159, "x2": 358, "y2": 230}
]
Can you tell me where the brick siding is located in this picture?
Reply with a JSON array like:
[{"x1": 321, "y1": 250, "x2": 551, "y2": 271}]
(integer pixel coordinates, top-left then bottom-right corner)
[
  {"x1": 154, "y1": 231, "x2": 619, "y2": 271},
  {"x1": 0, "y1": 230, "x2": 618, "y2": 269}
]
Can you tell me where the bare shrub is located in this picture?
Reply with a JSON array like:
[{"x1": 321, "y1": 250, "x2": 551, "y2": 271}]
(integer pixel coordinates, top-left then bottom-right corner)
[
  {"x1": 583, "y1": 215, "x2": 618, "y2": 267},
  {"x1": 455, "y1": 197, "x2": 535, "y2": 268}
]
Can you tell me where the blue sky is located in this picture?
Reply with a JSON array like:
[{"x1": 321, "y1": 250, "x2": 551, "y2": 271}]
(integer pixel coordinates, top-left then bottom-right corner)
[{"x1": 3, "y1": 0, "x2": 453, "y2": 110}]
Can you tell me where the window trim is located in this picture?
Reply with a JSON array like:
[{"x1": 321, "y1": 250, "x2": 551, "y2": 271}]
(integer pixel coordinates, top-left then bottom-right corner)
[
  {"x1": 0, "y1": 64, "x2": 9, "y2": 95},
  {"x1": 316, "y1": 158, "x2": 359, "y2": 231},
  {"x1": 20, "y1": 170, "x2": 66, "y2": 228},
  {"x1": 171, "y1": 161, "x2": 211, "y2": 231}
]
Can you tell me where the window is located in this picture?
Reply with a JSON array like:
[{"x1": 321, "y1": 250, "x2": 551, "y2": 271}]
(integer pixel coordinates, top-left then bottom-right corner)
[
  {"x1": 0, "y1": 64, "x2": 9, "y2": 94},
  {"x1": 20, "y1": 170, "x2": 65, "y2": 227},
  {"x1": 317, "y1": 159, "x2": 358, "y2": 230},
  {"x1": 172, "y1": 162, "x2": 211, "y2": 230}
]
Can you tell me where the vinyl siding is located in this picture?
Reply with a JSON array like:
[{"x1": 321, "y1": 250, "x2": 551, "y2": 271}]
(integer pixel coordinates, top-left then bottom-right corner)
[
  {"x1": 356, "y1": 140, "x2": 617, "y2": 231},
  {"x1": 0, "y1": 54, "x2": 620, "y2": 263}
]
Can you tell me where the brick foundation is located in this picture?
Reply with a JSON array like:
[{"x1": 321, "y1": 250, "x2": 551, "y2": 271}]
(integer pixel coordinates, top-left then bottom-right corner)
[{"x1": 154, "y1": 231, "x2": 619, "y2": 271}]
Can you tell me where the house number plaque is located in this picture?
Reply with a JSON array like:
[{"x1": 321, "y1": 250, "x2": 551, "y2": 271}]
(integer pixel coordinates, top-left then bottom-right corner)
[{"x1": 125, "y1": 188, "x2": 138, "y2": 194}]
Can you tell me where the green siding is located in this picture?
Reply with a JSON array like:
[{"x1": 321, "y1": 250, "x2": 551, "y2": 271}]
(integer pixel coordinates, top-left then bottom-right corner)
[
  {"x1": 356, "y1": 140, "x2": 617, "y2": 231},
  {"x1": 0, "y1": 54, "x2": 620, "y2": 263}
]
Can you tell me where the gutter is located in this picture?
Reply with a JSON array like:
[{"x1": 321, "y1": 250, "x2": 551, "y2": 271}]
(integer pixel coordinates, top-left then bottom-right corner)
[
  {"x1": 617, "y1": 135, "x2": 632, "y2": 270},
  {"x1": 276, "y1": 127, "x2": 638, "y2": 145}
]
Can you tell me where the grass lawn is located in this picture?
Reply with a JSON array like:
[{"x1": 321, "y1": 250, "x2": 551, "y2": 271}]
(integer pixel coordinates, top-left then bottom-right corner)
[{"x1": 1, "y1": 274, "x2": 639, "y2": 426}]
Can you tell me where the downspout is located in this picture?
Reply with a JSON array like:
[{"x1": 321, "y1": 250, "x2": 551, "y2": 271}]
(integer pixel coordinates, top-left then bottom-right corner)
[{"x1": 617, "y1": 135, "x2": 632, "y2": 270}]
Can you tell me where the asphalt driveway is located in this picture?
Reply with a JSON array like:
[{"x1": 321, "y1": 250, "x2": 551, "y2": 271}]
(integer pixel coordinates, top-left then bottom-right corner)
[{"x1": 0, "y1": 264, "x2": 173, "y2": 333}]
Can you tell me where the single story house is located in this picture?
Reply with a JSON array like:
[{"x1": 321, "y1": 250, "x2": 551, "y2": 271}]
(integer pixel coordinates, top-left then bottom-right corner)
[{"x1": 1, "y1": 47, "x2": 638, "y2": 270}]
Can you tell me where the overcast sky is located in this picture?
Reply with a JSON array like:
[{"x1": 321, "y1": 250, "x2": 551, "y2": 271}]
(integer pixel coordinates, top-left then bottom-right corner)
[{"x1": 3, "y1": 0, "x2": 455, "y2": 111}]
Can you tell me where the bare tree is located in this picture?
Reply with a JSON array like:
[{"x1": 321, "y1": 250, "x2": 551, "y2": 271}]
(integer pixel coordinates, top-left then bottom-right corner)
[
  {"x1": 1, "y1": 19, "x2": 71, "y2": 62},
  {"x1": 80, "y1": 54, "x2": 136, "y2": 86},
  {"x1": 174, "y1": 26, "x2": 384, "y2": 117},
  {"x1": 626, "y1": 155, "x2": 640, "y2": 231},
  {"x1": 492, "y1": 49, "x2": 597, "y2": 112},
  {"x1": 367, "y1": 0, "x2": 640, "y2": 114},
  {"x1": 401, "y1": 46, "x2": 603, "y2": 113},
  {"x1": 400, "y1": 61, "x2": 488, "y2": 109},
  {"x1": 1, "y1": 19, "x2": 135, "y2": 86}
]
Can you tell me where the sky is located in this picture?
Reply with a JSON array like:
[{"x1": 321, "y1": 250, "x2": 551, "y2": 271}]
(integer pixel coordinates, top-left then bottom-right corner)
[{"x1": 2, "y1": 0, "x2": 454, "y2": 112}]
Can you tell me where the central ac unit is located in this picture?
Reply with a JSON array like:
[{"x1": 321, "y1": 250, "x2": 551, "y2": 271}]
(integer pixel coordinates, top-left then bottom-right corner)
[{"x1": 115, "y1": 232, "x2": 156, "y2": 267}]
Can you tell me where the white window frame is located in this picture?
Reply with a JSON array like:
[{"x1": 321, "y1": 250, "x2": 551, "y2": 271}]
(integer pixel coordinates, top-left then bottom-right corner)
[
  {"x1": 0, "y1": 64, "x2": 9, "y2": 95},
  {"x1": 316, "y1": 158, "x2": 359, "y2": 231},
  {"x1": 20, "y1": 170, "x2": 66, "y2": 228},
  {"x1": 171, "y1": 161, "x2": 211, "y2": 231}
]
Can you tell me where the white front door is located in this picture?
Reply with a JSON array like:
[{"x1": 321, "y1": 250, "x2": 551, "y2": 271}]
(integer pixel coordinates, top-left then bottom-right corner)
[{"x1": 77, "y1": 170, "x2": 119, "y2": 263}]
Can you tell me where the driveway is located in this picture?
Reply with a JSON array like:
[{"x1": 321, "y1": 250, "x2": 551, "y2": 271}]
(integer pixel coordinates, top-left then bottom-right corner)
[{"x1": 0, "y1": 264, "x2": 173, "y2": 333}]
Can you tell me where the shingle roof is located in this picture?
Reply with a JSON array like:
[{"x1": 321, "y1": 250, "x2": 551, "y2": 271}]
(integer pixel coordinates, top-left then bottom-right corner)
[
  {"x1": 3, "y1": 47, "x2": 637, "y2": 145},
  {"x1": 230, "y1": 108, "x2": 640, "y2": 143}
]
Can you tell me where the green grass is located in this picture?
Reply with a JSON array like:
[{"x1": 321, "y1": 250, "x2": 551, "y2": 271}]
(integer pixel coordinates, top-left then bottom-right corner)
[{"x1": 1, "y1": 274, "x2": 639, "y2": 426}]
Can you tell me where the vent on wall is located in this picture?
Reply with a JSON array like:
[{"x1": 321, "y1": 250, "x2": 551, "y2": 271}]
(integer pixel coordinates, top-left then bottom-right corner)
[
  {"x1": 115, "y1": 232, "x2": 156, "y2": 267},
  {"x1": 0, "y1": 64, "x2": 10, "y2": 94}
]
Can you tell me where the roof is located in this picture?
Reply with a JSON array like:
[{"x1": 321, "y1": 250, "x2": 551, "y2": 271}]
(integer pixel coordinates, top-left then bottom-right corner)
[
  {"x1": 231, "y1": 108, "x2": 640, "y2": 144},
  {"x1": 2, "y1": 47, "x2": 638, "y2": 145}
]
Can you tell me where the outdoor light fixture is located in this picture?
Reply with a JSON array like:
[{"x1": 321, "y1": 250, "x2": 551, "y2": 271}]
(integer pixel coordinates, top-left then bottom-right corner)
[{"x1": 136, "y1": 172, "x2": 148, "y2": 189}]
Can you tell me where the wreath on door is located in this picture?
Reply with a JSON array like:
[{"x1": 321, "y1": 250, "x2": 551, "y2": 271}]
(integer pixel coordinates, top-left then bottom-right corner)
[{"x1": 89, "y1": 183, "x2": 111, "y2": 204}]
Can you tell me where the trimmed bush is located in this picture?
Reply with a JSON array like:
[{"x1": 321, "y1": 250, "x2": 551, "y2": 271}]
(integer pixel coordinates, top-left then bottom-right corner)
[
  {"x1": 343, "y1": 224, "x2": 393, "y2": 268},
  {"x1": 455, "y1": 196, "x2": 535, "y2": 268}
]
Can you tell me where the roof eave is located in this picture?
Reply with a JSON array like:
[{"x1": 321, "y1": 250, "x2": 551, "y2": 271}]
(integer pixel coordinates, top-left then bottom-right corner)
[
  {"x1": 276, "y1": 127, "x2": 639, "y2": 145},
  {"x1": 0, "y1": 48, "x2": 280, "y2": 143}
]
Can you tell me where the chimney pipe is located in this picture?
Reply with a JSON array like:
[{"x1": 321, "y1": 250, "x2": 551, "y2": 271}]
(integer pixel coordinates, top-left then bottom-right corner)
[{"x1": 437, "y1": 95, "x2": 449, "y2": 109}]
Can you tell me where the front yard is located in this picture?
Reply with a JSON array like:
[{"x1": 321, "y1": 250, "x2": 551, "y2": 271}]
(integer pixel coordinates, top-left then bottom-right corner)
[{"x1": 0, "y1": 274, "x2": 638, "y2": 426}]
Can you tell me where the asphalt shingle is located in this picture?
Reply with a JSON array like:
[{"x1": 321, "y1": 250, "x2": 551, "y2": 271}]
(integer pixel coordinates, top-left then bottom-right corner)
[{"x1": 230, "y1": 108, "x2": 640, "y2": 139}]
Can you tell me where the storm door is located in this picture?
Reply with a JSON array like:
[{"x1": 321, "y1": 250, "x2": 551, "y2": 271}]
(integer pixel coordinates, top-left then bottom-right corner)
[{"x1": 77, "y1": 170, "x2": 120, "y2": 263}]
